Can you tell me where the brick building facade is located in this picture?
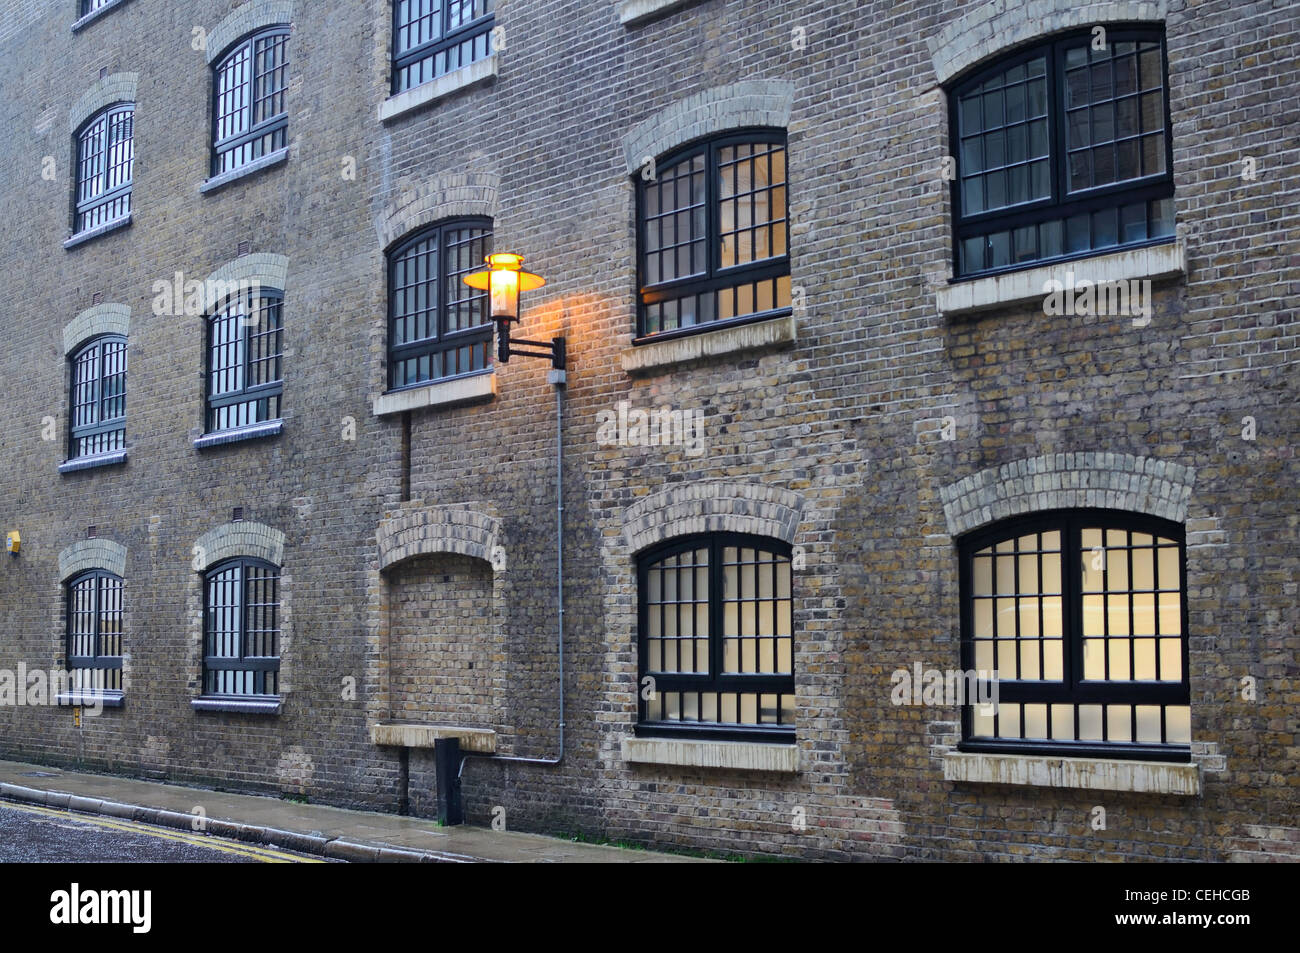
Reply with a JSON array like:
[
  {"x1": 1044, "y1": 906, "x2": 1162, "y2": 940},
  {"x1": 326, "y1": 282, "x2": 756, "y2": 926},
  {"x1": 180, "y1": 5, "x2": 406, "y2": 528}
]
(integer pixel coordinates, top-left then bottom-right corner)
[{"x1": 0, "y1": 0, "x2": 1296, "y2": 860}]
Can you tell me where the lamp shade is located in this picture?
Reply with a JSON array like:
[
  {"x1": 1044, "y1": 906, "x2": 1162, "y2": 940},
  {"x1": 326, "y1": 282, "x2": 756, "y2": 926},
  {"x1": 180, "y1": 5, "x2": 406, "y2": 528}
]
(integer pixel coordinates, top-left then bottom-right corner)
[{"x1": 464, "y1": 252, "x2": 545, "y2": 321}]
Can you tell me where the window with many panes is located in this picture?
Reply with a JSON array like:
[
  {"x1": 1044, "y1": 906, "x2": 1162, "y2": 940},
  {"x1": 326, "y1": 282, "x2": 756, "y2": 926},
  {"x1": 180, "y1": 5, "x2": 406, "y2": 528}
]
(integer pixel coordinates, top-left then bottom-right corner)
[
  {"x1": 206, "y1": 289, "x2": 284, "y2": 434},
  {"x1": 950, "y1": 27, "x2": 1174, "y2": 278},
  {"x1": 392, "y1": 0, "x2": 494, "y2": 94},
  {"x1": 959, "y1": 511, "x2": 1189, "y2": 760},
  {"x1": 637, "y1": 131, "x2": 791, "y2": 338},
  {"x1": 68, "y1": 335, "x2": 127, "y2": 461},
  {"x1": 637, "y1": 534, "x2": 795, "y2": 741},
  {"x1": 203, "y1": 558, "x2": 280, "y2": 698},
  {"x1": 79, "y1": 0, "x2": 118, "y2": 18},
  {"x1": 387, "y1": 218, "x2": 493, "y2": 389},
  {"x1": 73, "y1": 103, "x2": 133, "y2": 235},
  {"x1": 66, "y1": 570, "x2": 124, "y2": 697},
  {"x1": 212, "y1": 26, "x2": 289, "y2": 177}
]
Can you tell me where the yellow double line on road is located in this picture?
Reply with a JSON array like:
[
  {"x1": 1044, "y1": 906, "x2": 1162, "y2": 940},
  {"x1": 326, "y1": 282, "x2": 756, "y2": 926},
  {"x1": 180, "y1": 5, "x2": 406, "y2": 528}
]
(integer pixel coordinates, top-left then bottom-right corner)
[{"x1": 4, "y1": 801, "x2": 323, "y2": 863}]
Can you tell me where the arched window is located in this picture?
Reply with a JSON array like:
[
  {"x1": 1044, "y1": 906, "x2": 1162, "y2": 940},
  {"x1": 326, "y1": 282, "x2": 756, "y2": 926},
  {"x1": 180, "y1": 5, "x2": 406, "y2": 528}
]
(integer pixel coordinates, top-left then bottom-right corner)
[
  {"x1": 203, "y1": 558, "x2": 281, "y2": 698},
  {"x1": 68, "y1": 334, "x2": 127, "y2": 461},
  {"x1": 74, "y1": 103, "x2": 133, "y2": 234},
  {"x1": 387, "y1": 218, "x2": 493, "y2": 389},
  {"x1": 212, "y1": 26, "x2": 290, "y2": 176},
  {"x1": 637, "y1": 534, "x2": 795, "y2": 741},
  {"x1": 66, "y1": 569, "x2": 124, "y2": 699},
  {"x1": 205, "y1": 288, "x2": 284, "y2": 434},
  {"x1": 637, "y1": 130, "x2": 791, "y2": 338},
  {"x1": 392, "y1": 0, "x2": 495, "y2": 94},
  {"x1": 949, "y1": 26, "x2": 1174, "y2": 277},
  {"x1": 958, "y1": 510, "x2": 1189, "y2": 760}
]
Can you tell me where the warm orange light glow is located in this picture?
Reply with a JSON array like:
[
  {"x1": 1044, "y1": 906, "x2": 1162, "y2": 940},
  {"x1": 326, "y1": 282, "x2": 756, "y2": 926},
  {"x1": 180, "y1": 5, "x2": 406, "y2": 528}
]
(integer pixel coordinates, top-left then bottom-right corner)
[{"x1": 464, "y1": 251, "x2": 545, "y2": 321}]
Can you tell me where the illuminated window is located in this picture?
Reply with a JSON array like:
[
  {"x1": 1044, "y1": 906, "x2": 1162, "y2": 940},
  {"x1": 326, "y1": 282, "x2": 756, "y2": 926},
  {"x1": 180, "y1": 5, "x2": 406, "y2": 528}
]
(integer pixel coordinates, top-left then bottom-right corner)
[
  {"x1": 637, "y1": 535, "x2": 794, "y2": 741},
  {"x1": 637, "y1": 131, "x2": 791, "y2": 338},
  {"x1": 387, "y1": 218, "x2": 493, "y2": 389},
  {"x1": 203, "y1": 558, "x2": 280, "y2": 698},
  {"x1": 212, "y1": 26, "x2": 290, "y2": 176},
  {"x1": 392, "y1": 0, "x2": 494, "y2": 94},
  {"x1": 959, "y1": 511, "x2": 1190, "y2": 760},
  {"x1": 68, "y1": 335, "x2": 127, "y2": 461},
  {"x1": 206, "y1": 289, "x2": 284, "y2": 433},
  {"x1": 66, "y1": 570, "x2": 123, "y2": 697},
  {"x1": 950, "y1": 26, "x2": 1173, "y2": 277},
  {"x1": 73, "y1": 103, "x2": 133, "y2": 234}
]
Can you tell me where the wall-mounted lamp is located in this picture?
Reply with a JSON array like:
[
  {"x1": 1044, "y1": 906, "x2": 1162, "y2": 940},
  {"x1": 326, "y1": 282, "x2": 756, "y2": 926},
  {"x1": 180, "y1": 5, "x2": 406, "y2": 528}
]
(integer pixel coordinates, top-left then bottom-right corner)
[{"x1": 464, "y1": 252, "x2": 565, "y2": 370}]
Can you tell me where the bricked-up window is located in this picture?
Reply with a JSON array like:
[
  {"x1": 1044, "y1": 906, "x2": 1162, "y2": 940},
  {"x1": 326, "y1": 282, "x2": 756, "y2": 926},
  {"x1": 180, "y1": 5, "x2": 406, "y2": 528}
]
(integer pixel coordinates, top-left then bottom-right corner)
[
  {"x1": 73, "y1": 103, "x2": 133, "y2": 234},
  {"x1": 950, "y1": 27, "x2": 1174, "y2": 278},
  {"x1": 206, "y1": 289, "x2": 284, "y2": 433},
  {"x1": 638, "y1": 535, "x2": 795, "y2": 742},
  {"x1": 212, "y1": 26, "x2": 289, "y2": 177},
  {"x1": 387, "y1": 218, "x2": 493, "y2": 389},
  {"x1": 203, "y1": 559, "x2": 280, "y2": 698},
  {"x1": 68, "y1": 335, "x2": 127, "y2": 460},
  {"x1": 959, "y1": 511, "x2": 1190, "y2": 761},
  {"x1": 392, "y1": 0, "x2": 494, "y2": 94},
  {"x1": 637, "y1": 131, "x2": 791, "y2": 338},
  {"x1": 66, "y1": 570, "x2": 123, "y2": 696}
]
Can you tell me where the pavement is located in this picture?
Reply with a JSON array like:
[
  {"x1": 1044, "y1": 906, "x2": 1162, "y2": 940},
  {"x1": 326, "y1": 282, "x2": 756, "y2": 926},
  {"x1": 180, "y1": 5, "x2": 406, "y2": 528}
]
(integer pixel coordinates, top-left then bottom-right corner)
[{"x1": 0, "y1": 759, "x2": 710, "y2": 863}]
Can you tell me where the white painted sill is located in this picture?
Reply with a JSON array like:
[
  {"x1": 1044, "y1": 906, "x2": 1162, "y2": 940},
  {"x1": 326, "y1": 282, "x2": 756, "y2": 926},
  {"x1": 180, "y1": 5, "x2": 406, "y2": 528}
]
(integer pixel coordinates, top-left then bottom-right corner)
[
  {"x1": 372, "y1": 370, "x2": 496, "y2": 417},
  {"x1": 379, "y1": 55, "x2": 497, "y2": 123},
  {"x1": 619, "y1": 0, "x2": 704, "y2": 26},
  {"x1": 71, "y1": 0, "x2": 131, "y2": 32},
  {"x1": 943, "y1": 749, "x2": 1200, "y2": 796},
  {"x1": 622, "y1": 736, "x2": 799, "y2": 773},
  {"x1": 370, "y1": 722, "x2": 497, "y2": 753},
  {"x1": 193, "y1": 419, "x2": 283, "y2": 449},
  {"x1": 59, "y1": 450, "x2": 127, "y2": 474},
  {"x1": 56, "y1": 690, "x2": 124, "y2": 709},
  {"x1": 622, "y1": 313, "x2": 796, "y2": 375},
  {"x1": 200, "y1": 147, "x2": 289, "y2": 194},
  {"x1": 64, "y1": 214, "x2": 132, "y2": 250},
  {"x1": 936, "y1": 240, "x2": 1186, "y2": 317},
  {"x1": 192, "y1": 696, "x2": 281, "y2": 715}
]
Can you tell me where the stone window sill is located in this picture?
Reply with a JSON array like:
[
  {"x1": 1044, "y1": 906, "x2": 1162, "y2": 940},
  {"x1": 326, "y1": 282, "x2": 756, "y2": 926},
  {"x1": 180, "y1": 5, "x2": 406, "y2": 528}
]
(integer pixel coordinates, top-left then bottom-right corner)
[
  {"x1": 72, "y1": 0, "x2": 131, "y2": 32},
  {"x1": 56, "y1": 690, "x2": 124, "y2": 709},
  {"x1": 619, "y1": 0, "x2": 704, "y2": 26},
  {"x1": 936, "y1": 240, "x2": 1186, "y2": 317},
  {"x1": 622, "y1": 313, "x2": 796, "y2": 375},
  {"x1": 372, "y1": 370, "x2": 496, "y2": 417},
  {"x1": 379, "y1": 55, "x2": 497, "y2": 123},
  {"x1": 370, "y1": 722, "x2": 497, "y2": 753},
  {"x1": 192, "y1": 696, "x2": 281, "y2": 715},
  {"x1": 59, "y1": 450, "x2": 127, "y2": 474},
  {"x1": 64, "y1": 214, "x2": 132, "y2": 250},
  {"x1": 194, "y1": 419, "x2": 283, "y2": 449},
  {"x1": 943, "y1": 749, "x2": 1200, "y2": 795},
  {"x1": 201, "y1": 147, "x2": 289, "y2": 195},
  {"x1": 621, "y1": 736, "x2": 799, "y2": 773}
]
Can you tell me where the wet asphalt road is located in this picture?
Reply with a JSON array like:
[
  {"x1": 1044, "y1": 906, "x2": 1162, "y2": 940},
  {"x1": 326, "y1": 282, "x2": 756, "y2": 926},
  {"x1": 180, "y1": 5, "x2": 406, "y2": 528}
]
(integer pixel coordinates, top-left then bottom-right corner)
[{"x1": 0, "y1": 801, "x2": 321, "y2": 862}]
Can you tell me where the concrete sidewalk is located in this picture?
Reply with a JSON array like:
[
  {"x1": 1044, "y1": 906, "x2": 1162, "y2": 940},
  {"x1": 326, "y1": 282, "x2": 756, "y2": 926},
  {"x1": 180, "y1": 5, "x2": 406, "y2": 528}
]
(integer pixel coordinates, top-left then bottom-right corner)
[{"x1": 0, "y1": 759, "x2": 710, "y2": 863}]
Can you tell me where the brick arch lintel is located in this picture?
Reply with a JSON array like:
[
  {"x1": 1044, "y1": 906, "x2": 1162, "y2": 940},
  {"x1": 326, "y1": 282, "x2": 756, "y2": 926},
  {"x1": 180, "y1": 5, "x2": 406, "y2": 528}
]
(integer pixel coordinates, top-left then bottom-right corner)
[
  {"x1": 378, "y1": 172, "x2": 500, "y2": 250},
  {"x1": 63, "y1": 303, "x2": 130, "y2": 355},
  {"x1": 205, "y1": 1, "x2": 295, "y2": 64},
  {"x1": 58, "y1": 538, "x2": 127, "y2": 581},
  {"x1": 927, "y1": 0, "x2": 1168, "y2": 86},
  {"x1": 620, "y1": 80, "x2": 795, "y2": 174},
  {"x1": 69, "y1": 73, "x2": 138, "y2": 133},
  {"x1": 377, "y1": 503, "x2": 503, "y2": 571},
  {"x1": 939, "y1": 452, "x2": 1195, "y2": 538},
  {"x1": 622, "y1": 481, "x2": 806, "y2": 555},
  {"x1": 200, "y1": 253, "x2": 289, "y2": 312},
  {"x1": 194, "y1": 521, "x2": 286, "y2": 570}
]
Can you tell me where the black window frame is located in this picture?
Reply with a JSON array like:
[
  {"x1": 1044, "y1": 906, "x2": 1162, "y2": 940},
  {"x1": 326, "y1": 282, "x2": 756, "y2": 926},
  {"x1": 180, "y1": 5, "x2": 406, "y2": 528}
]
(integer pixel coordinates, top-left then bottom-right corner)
[
  {"x1": 67, "y1": 333, "x2": 127, "y2": 461},
  {"x1": 79, "y1": 0, "x2": 119, "y2": 16},
  {"x1": 391, "y1": 0, "x2": 495, "y2": 95},
  {"x1": 957, "y1": 509, "x2": 1191, "y2": 762},
  {"x1": 385, "y1": 217, "x2": 494, "y2": 392},
  {"x1": 635, "y1": 128, "x2": 792, "y2": 342},
  {"x1": 947, "y1": 25, "x2": 1175, "y2": 280},
  {"x1": 65, "y1": 569, "x2": 124, "y2": 693},
  {"x1": 210, "y1": 25, "x2": 291, "y2": 178},
  {"x1": 636, "y1": 533, "x2": 796, "y2": 743},
  {"x1": 204, "y1": 288, "x2": 285, "y2": 435},
  {"x1": 202, "y1": 557, "x2": 281, "y2": 699},
  {"x1": 72, "y1": 102, "x2": 134, "y2": 235}
]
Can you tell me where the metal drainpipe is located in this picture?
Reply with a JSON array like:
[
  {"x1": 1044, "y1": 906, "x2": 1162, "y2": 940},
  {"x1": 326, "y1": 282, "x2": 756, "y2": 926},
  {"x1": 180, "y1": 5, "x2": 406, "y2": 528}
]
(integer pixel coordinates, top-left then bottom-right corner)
[{"x1": 461, "y1": 372, "x2": 566, "y2": 776}]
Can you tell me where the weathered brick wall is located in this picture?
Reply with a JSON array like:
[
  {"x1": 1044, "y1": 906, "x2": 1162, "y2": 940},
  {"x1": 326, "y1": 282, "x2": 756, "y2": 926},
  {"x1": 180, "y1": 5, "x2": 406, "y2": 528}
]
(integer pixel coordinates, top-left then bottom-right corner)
[{"x1": 0, "y1": 0, "x2": 1294, "y2": 861}]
